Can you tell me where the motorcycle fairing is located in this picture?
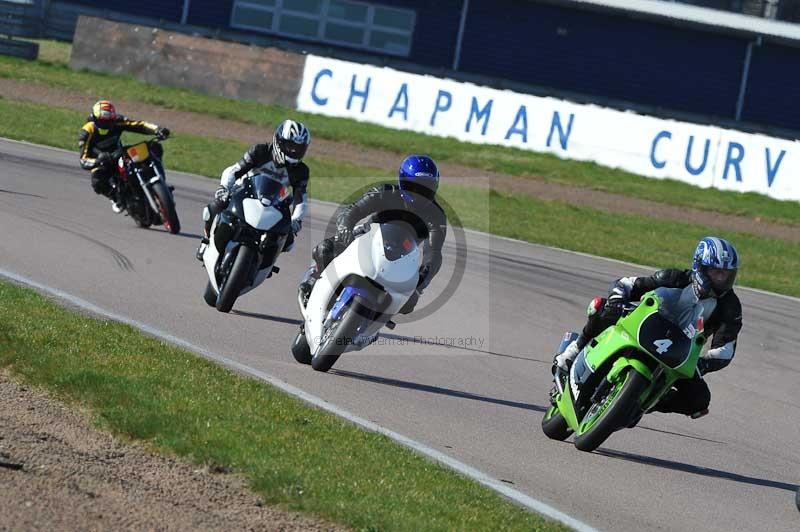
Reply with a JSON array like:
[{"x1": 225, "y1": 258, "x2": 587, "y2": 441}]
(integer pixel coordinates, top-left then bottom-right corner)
[
  {"x1": 242, "y1": 198, "x2": 284, "y2": 231},
  {"x1": 302, "y1": 224, "x2": 420, "y2": 354}
]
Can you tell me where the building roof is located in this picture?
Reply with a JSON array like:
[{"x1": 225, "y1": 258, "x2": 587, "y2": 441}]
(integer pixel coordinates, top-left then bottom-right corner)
[{"x1": 567, "y1": 0, "x2": 800, "y2": 43}]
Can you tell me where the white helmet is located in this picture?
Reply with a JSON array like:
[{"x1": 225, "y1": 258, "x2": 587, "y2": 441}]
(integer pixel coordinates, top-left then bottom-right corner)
[{"x1": 273, "y1": 119, "x2": 310, "y2": 166}]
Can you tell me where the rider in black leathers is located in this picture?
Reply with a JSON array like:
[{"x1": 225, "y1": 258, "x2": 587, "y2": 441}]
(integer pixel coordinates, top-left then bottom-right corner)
[
  {"x1": 196, "y1": 120, "x2": 310, "y2": 259},
  {"x1": 554, "y1": 237, "x2": 742, "y2": 417},
  {"x1": 299, "y1": 155, "x2": 447, "y2": 315},
  {"x1": 79, "y1": 100, "x2": 169, "y2": 212}
]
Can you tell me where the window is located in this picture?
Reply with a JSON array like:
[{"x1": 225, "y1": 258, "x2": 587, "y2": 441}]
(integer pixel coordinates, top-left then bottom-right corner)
[{"x1": 231, "y1": 0, "x2": 416, "y2": 56}]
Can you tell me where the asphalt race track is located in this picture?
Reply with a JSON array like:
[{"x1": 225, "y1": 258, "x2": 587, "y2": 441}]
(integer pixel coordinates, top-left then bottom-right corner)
[{"x1": 1, "y1": 139, "x2": 798, "y2": 531}]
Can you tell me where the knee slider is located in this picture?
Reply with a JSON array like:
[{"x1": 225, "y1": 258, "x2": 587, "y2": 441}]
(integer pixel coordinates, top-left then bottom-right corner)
[
  {"x1": 695, "y1": 386, "x2": 711, "y2": 411},
  {"x1": 313, "y1": 239, "x2": 334, "y2": 261},
  {"x1": 312, "y1": 239, "x2": 335, "y2": 269}
]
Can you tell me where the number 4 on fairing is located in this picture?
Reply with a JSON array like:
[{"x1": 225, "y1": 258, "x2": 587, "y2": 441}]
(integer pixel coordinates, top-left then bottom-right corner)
[{"x1": 654, "y1": 338, "x2": 673, "y2": 354}]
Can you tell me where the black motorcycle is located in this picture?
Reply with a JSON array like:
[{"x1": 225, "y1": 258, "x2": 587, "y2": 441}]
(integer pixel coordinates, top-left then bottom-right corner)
[
  {"x1": 201, "y1": 171, "x2": 293, "y2": 312},
  {"x1": 112, "y1": 137, "x2": 180, "y2": 234}
]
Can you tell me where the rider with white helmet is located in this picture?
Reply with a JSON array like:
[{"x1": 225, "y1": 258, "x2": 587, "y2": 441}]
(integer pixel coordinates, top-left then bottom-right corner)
[{"x1": 197, "y1": 119, "x2": 311, "y2": 259}]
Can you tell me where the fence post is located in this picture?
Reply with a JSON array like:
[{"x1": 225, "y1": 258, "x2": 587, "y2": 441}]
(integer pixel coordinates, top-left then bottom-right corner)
[
  {"x1": 452, "y1": 0, "x2": 470, "y2": 71},
  {"x1": 37, "y1": 0, "x2": 50, "y2": 37},
  {"x1": 735, "y1": 36, "x2": 761, "y2": 122},
  {"x1": 181, "y1": 0, "x2": 191, "y2": 25}
]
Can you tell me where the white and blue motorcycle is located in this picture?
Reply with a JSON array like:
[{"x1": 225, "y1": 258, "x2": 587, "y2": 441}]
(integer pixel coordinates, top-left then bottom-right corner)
[{"x1": 294, "y1": 221, "x2": 422, "y2": 372}]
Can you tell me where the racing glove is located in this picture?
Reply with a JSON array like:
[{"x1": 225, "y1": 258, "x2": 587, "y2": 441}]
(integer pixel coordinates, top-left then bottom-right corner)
[
  {"x1": 212, "y1": 186, "x2": 230, "y2": 211},
  {"x1": 156, "y1": 127, "x2": 170, "y2": 140},
  {"x1": 334, "y1": 227, "x2": 353, "y2": 249},
  {"x1": 603, "y1": 294, "x2": 627, "y2": 321},
  {"x1": 95, "y1": 152, "x2": 114, "y2": 170},
  {"x1": 606, "y1": 293, "x2": 626, "y2": 308},
  {"x1": 291, "y1": 219, "x2": 302, "y2": 235}
]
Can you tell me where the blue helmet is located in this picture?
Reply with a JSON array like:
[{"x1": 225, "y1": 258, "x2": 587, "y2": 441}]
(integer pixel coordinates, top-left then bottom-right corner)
[
  {"x1": 398, "y1": 155, "x2": 439, "y2": 201},
  {"x1": 691, "y1": 237, "x2": 739, "y2": 299}
]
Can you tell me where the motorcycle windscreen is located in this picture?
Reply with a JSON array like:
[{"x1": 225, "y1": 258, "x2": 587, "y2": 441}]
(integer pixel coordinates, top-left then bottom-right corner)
[
  {"x1": 251, "y1": 173, "x2": 290, "y2": 206},
  {"x1": 242, "y1": 198, "x2": 284, "y2": 231},
  {"x1": 370, "y1": 222, "x2": 420, "y2": 285},
  {"x1": 379, "y1": 221, "x2": 420, "y2": 261},
  {"x1": 637, "y1": 312, "x2": 693, "y2": 368}
]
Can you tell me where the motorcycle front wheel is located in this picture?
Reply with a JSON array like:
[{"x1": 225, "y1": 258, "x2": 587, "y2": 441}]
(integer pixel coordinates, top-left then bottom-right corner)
[
  {"x1": 216, "y1": 245, "x2": 255, "y2": 313},
  {"x1": 574, "y1": 368, "x2": 648, "y2": 452},
  {"x1": 311, "y1": 298, "x2": 367, "y2": 372},
  {"x1": 152, "y1": 181, "x2": 181, "y2": 234}
]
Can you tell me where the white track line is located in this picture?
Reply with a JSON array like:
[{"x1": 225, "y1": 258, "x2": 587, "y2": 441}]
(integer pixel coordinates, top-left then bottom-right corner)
[{"x1": 0, "y1": 268, "x2": 597, "y2": 532}]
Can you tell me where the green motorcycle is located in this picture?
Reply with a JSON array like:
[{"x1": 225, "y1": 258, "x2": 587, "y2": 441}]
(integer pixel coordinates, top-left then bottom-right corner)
[{"x1": 542, "y1": 290, "x2": 707, "y2": 452}]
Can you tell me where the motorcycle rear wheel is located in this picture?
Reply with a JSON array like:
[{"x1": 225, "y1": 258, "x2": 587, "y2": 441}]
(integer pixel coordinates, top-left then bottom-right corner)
[
  {"x1": 133, "y1": 216, "x2": 151, "y2": 228},
  {"x1": 541, "y1": 405, "x2": 572, "y2": 441},
  {"x1": 203, "y1": 281, "x2": 217, "y2": 308},
  {"x1": 291, "y1": 328, "x2": 312, "y2": 365}
]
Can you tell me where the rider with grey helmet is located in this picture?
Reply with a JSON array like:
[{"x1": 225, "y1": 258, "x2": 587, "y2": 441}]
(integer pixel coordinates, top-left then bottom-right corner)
[{"x1": 553, "y1": 237, "x2": 742, "y2": 417}]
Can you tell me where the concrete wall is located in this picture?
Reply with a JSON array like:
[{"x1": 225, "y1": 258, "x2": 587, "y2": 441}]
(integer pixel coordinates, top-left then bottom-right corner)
[{"x1": 70, "y1": 16, "x2": 305, "y2": 108}]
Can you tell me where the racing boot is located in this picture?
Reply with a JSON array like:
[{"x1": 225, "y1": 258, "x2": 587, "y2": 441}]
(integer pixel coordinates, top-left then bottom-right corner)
[
  {"x1": 196, "y1": 238, "x2": 209, "y2": 262},
  {"x1": 298, "y1": 264, "x2": 318, "y2": 307},
  {"x1": 553, "y1": 336, "x2": 584, "y2": 374},
  {"x1": 196, "y1": 204, "x2": 215, "y2": 262},
  {"x1": 109, "y1": 185, "x2": 124, "y2": 214}
]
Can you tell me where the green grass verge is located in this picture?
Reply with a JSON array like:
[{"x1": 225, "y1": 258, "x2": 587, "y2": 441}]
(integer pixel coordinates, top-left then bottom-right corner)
[
  {"x1": 1, "y1": 44, "x2": 798, "y2": 226},
  {"x1": 1, "y1": 96, "x2": 797, "y2": 297},
  {"x1": 0, "y1": 280, "x2": 566, "y2": 531}
]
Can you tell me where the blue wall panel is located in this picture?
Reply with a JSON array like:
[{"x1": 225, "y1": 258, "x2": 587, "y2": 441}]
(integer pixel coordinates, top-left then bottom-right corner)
[
  {"x1": 371, "y1": 0, "x2": 461, "y2": 68},
  {"x1": 67, "y1": 0, "x2": 183, "y2": 22},
  {"x1": 188, "y1": 0, "x2": 460, "y2": 69},
  {"x1": 458, "y1": 0, "x2": 747, "y2": 119},
  {"x1": 187, "y1": 0, "x2": 234, "y2": 28},
  {"x1": 742, "y1": 43, "x2": 800, "y2": 131}
]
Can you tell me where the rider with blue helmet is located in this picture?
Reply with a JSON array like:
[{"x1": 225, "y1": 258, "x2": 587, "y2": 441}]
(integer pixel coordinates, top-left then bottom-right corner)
[
  {"x1": 553, "y1": 237, "x2": 743, "y2": 418},
  {"x1": 298, "y1": 155, "x2": 447, "y2": 313}
]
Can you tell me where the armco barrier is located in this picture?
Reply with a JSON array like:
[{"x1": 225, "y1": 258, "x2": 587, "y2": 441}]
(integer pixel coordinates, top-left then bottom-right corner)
[
  {"x1": 0, "y1": 0, "x2": 82, "y2": 45},
  {"x1": 297, "y1": 55, "x2": 800, "y2": 202},
  {"x1": 0, "y1": 0, "x2": 40, "y2": 60},
  {"x1": 0, "y1": 0, "x2": 39, "y2": 39},
  {"x1": 0, "y1": 36, "x2": 37, "y2": 59}
]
